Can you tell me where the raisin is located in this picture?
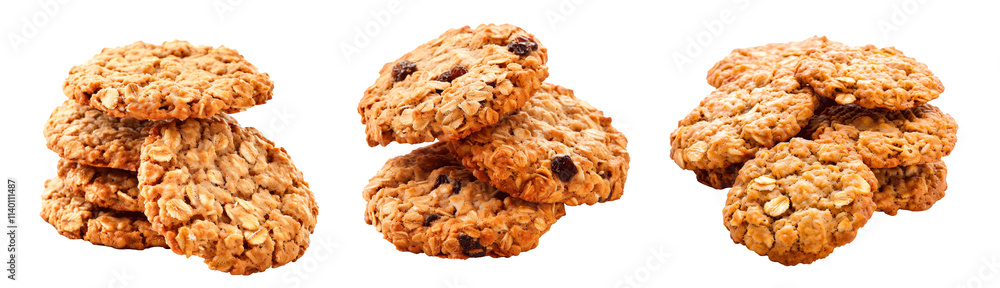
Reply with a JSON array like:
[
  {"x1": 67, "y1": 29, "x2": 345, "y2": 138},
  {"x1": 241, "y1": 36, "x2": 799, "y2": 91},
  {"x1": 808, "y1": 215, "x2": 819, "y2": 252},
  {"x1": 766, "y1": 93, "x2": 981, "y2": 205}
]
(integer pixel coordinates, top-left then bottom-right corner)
[
  {"x1": 452, "y1": 179, "x2": 463, "y2": 194},
  {"x1": 506, "y1": 36, "x2": 538, "y2": 56},
  {"x1": 434, "y1": 65, "x2": 467, "y2": 83},
  {"x1": 551, "y1": 155, "x2": 578, "y2": 182},
  {"x1": 422, "y1": 214, "x2": 441, "y2": 226},
  {"x1": 458, "y1": 235, "x2": 487, "y2": 257},
  {"x1": 433, "y1": 174, "x2": 450, "y2": 190},
  {"x1": 391, "y1": 60, "x2": 417, "y2": 82}
]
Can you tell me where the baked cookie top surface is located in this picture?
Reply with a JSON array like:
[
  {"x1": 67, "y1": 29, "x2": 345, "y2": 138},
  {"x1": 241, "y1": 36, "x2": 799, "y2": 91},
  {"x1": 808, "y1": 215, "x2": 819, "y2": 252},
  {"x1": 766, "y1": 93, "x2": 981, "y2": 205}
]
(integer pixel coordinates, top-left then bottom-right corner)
[
  {"x1": 40, "y1": 178, "x2": 166, "y2": 250},
  {"x1": 795, "y1": 44, "x2": 943, "y2": 110},
  {"x1": 707, "y1": 36, "x2": 844, "y2": 88},
  {"x1": 671, "y1": 69, "x2": 819, "y2": 170},
  {"x1": 448, "y1": 83, "x2": 629, "y2": 206},
  {"x1": 805, "y1": 104, "x2": 957, "y2": 168},
  {"x1": 58, "y1": 159, "x2": 142, "y2": 212},
  {"x1": 138, "y1": 115, "x2": 317, "y2": 275},
  {"x1": 359, "y1": 24, "x2": 549, "y2": 146},
  {"x1": 63, "y1": 40, "x2": 274, "y2": 120},
  {"x1": 722, "y1": 138, "x2": 877, "y2": 266},
  {"x1": 363, "y1": 143, "x2": 566, "y2": 259},
  {"x1": 872, "y1": 161, "x2": 947, "y2": 216},
  {"x1": 44, "y1": 100, "x2": 159, "y2": 171}
]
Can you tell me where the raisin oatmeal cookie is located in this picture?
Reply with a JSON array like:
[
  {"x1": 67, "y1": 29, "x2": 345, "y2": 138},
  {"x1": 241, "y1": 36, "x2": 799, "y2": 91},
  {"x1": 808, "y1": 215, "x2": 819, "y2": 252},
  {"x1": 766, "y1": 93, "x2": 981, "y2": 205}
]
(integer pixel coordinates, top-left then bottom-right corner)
[
  {"x1": 364, "y1": 143, "x2": 566, "y2": 259},
  {"x1": 707, "y1": 36, "x2": 844, "y2": 88},
  {"x1": 138, "y1": 115, "x2": 317, "y2": 275},
  {"x1": 63, "y1": 40, "x2": 274, "y2": 120},
  {"x1": 40, "y1": 177, "x2": 166, "y2": 250},
  {"x1": 448, "y1": 83, "x2": 629, "y2": 205},
  {"x1": 359, "y1": 24, "x2": 549, "y2": 146},
  {"x1": 871, "y1": 161, "x2": 947, "y2": 216},
  {"x1": 722, "y1": 138, "x2": 877, "y2": 266},
  {"x1": 58, "y1": 159, "x2": 143, "y2": 212},
  {"x1": 44, "y1": 100, "x2": 160, "y2": 171}
]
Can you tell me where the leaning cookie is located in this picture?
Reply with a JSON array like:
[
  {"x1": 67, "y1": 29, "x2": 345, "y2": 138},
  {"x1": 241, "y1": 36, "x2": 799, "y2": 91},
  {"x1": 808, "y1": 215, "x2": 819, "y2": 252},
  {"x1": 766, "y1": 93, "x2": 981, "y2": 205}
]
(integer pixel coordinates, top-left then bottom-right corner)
[
  {"x1": 448, "y1": 83, "x2": 629, "y2": 205},
  {"x1": 359, "y1": 24, "x2": 549, "y2": 146},
  {"x1": 40, "y1": 178, "x2": 166, "y2": 250},
  {"x1": 722, "y1": 138, "x2": 877, "y2": 266},
  {"x1": 364, "y1": 143, "x2": 566, "y2": 259},
  {"x1": 57, "y1": 159, "x2": 143, "y2": 212},
  {"x1": 44, "y1": 100, "x2": 159, "y2": 171},
  {"x1": 707, "y1": 36, "x2": 844, "y2": 88},
  {"x1": 63, "y1": 40, "x2": 274, "y2": 120},
  {"x1": 138, "y1": 115, "x2": 317, "y2": 275},
  {"x1": 872, "y1": 161, "x2": 948, "y2": 216},
  {"x1": 693, "y1": 163, "x2": 741, "y2": 190}
]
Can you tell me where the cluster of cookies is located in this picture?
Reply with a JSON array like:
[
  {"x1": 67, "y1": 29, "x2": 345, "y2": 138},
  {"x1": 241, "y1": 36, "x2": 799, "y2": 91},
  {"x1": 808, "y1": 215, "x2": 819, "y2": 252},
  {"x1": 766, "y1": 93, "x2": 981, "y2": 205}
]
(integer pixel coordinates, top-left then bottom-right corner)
[
  {"x1": 41, "y1": 41, "x2": 318, "y2": 275},
  {"x1": 358, "y1": 24, "x2": 630, "y2": 258},
  {"x1": 670, "y1": 37, "x2": 958, "y2": 265}
]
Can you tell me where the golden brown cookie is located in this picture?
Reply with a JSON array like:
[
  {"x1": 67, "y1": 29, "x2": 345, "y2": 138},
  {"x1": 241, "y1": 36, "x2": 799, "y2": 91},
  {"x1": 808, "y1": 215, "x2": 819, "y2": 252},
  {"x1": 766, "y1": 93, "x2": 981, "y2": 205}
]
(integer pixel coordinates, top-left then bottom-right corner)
[
  {"x1": 448, "y1": 83, "x2": 629, "y2": 206},
  {"x1": 693, "y1": 163, "x2": 741, "y2": 190},
  {"x1": 722, "y1": 138, "x2": 877, "y2": 266},
  {"x1": 872, "y1": 161, "x2": 947, "y2": 216},
  {"x1": 63, "y1": 40, "x2": 274, "y2": 120},
  {"x1": 57, "y1": 159, "x2": 142, "y2": 212},
  {"x1": 364, "y1": 143, "x2": 566, "y2": 259},
  {"x1": 359, "y1": 24, "x2": 549, "y2": 146},
  {"x1": 44, "y1": 100, "x2": 159, "y2": 171},
  {"x1": 138, "y1": 115, "x2": 317, "y2": 275},
  {"x1": 40, "y1": 177, "x2": 166, "y2": 250},
  {"x1": 707, "y1": 36, "x2": 844, "y2": 88}
]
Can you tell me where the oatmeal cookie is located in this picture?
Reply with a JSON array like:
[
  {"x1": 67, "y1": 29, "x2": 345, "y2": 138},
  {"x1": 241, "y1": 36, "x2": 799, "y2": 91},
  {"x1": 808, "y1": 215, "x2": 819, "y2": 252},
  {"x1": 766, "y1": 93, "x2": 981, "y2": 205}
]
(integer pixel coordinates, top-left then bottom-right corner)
[
  {"x1": 707, "y1": 36, "x2": 844, "y2": 88},
  {"x1": 63, "y1": 40, "x2": 274, "y2": 120},
  {"x1": 363, "y1": 143, "x2": 566, "y2": 259},
  {"x1": 872, "y1": 161, "x2": 947, "y2": 216},
  {"x1": 58, "y1": 159, "x2": 142, "y2": 212},
  {"x1": 804, "y1": 104, "x2": 957, "y2": 168},
  {"x1": 796, "y1": 44, "x2": 943, "y2": 110},
  {"x1": 359, "y1": 24, "x2": 549, "y2": 146},
  {"x1": 40, "y1": 178, "x2": 166, "y2": 250},
  {"x1": 694, "y1": 163, "x2": 741, "y2": 190},
  {"x1": 722, "y1": 138, "x2": 877, "y2": 266},
  {"x1": 138, "y1": 115, "x2": 317, "y2": 275},
  {"x1": 44, "y1": 100, "x2": 159, "y2": 171},
  {"x1": 671, "y1": 69, "x2": 819, "y2": 170},
  {"x1": 447, "y1": 83, "x2": 629, "y2": 205}
]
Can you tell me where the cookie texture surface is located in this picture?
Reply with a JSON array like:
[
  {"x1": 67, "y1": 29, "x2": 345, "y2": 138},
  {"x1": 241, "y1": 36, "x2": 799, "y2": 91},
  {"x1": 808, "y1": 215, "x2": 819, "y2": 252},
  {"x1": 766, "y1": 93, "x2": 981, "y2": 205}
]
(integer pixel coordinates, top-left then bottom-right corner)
[
  {"x1": 63, "y1": 40, "x2": 274, "y2": 120},
  {"x1": 707, "y1": 36, "x2": 843, "y2": 88},
  {"x1": 694, "y1": 163, "x2": 741, "y2": 190},
  {"x1": 44, "y1": 100, "x2": 159, "y2": 171},
  {"x1": 796, "y1": 44, "x2": 943, "y2": 110},
  {"x1": 448, "y1": 84, "x2": 629, "y2": 205},
  {"x1": 364, "y1": 143, "x2": 566, "y2": 259},
  {"x1": 40, "y1": 178, "x2": 166, "y2": 250},
  {"x1": 805, "y1": 104, "x2": 957, "y2": 168},
  {"x1": 671, "y1": 69, "x2": 819, "y2": 170},
  {"x1": 58, "y1": 159, "x2": 143, "y2": 212},
  {"x1": 722, "y1": 138, "x2": 877, "y2": 266},
  {"x1": 359, "y1": 24, "x2": 549, "y2": 146},
  {"x1": 872, "y1": 161, "x2": 947, "y2": 216},
  {"x1": 138, "y1": 115, "x2": 317, "y2": 275}
]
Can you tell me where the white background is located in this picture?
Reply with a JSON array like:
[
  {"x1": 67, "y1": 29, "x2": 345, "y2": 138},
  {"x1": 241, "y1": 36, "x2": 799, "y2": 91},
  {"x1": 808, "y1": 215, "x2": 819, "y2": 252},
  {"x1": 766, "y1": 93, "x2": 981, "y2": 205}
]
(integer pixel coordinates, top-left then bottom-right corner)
[{"x1": 2, "y1": 0, "x2": 998, "y2": 287}]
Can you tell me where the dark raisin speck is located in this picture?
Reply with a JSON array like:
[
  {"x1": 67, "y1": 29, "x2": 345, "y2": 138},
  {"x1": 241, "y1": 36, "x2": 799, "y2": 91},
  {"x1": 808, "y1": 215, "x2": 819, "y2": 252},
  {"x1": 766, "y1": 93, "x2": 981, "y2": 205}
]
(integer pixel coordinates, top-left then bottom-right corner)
[
  {"x1": 433, "y1": 174, "x2": 450, "y2": 190},
  {"x1": 422, "y1": 214, "x2": 441, "y2": 226},
  {"x1": 507, "y1": 36, "x2": 538, "y2": 56},
  {"x1": 458, "y1": 235, "x2": 487, "y2": 257},
  {"x1": 551, "y1": 155, "x2": 578, "y2": 182},
  {"x1": 452, "y1": 179, "x2": 463, "y2": 194},
  {"x1": 434, "y1": 65, "x2": 467, "y2": 83},
  {"x1": 392, "y1": 60, "x2": 417, "y2": 82}
]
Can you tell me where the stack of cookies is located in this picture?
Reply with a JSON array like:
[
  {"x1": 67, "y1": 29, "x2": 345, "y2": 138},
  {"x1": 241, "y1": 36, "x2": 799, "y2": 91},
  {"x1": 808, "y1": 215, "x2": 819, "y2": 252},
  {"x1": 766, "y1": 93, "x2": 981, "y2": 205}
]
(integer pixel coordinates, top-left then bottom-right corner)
[
  {"x1": 359, "y1": 24, "x2": 630, "y2": 258},
  {"x1": 670, "y1": 37, "x2": 958, "y2": 265},
  {"x1": 41, "y1": 41, "x2": 318, "y2": 275}
]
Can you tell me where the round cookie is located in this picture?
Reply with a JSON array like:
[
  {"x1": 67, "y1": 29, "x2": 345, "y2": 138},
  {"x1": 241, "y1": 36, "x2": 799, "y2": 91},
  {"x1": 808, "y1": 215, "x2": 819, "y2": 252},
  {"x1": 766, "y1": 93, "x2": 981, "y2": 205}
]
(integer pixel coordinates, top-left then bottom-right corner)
[
  {"x1": 707, "y1": 36, "x2": 844, "y2": 88},
  {"x1": 447, "y1": 83, "x2": 629, "y2": 205},
  {"x1": 44, "y1": 100, "x2": 160, "y2": 171},
  {"x1": 58, "y1": 159, "x2": 142, "y2": 212},
  {"x1": 722, "y1": 138, "x2": 877, "y2": 266},
  {"x1": 872, "y1": 161, "x2": 947, "y2": 216},
  {"x1": 40, "y1": 178, "x2": 166, "y2": 250},
  {"x1": 804, "y1": 104, "x2": 957, "y2": 168},
  {"x1": 795, "y1": 44, "x2": 943, "y2": 110},
  {"x1": 693, "y1": 163, "x2": 741, "y2": 190},
  {"x1": 138, "y1": 115, "x2": 317, "y2": 275},
  {"x1": 63, "y1": 40, "x2": 274, "y2": 120},
  {"x1": 363, "y1": 143, "x2": 566, "y2": 259},
  {"x1": 671, "y1": 69, "x2": 819, "y2": 170},
  {"x1": 359, "y1": 24, "x2": 549, "y2": 146}
]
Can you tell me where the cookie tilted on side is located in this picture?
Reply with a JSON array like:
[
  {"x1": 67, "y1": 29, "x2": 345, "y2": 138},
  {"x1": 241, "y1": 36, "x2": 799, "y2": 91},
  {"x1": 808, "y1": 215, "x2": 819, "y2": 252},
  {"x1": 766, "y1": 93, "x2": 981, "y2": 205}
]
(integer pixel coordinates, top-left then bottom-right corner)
[
  {"x1": 359, "y1": 24, "x2": 549, "y2": 146},
  {"x1": 364, "y1": 143, "x2": 566, "y2": 259},
  {"x1": 707, "y1": 36, "x2": 844, "y2": 88},
  {"x1": 57, "y1": 159, "x2": 143, "y2": 212},
  {"x1": 871, "y1": 161, "x2": 948, "y2": 216},
  {"x1": 448, "y1": 83, "x2": 629, "y2": 206},
  {"x1": 44, "y1": 100, "x2": 160, "y2": 171}
]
